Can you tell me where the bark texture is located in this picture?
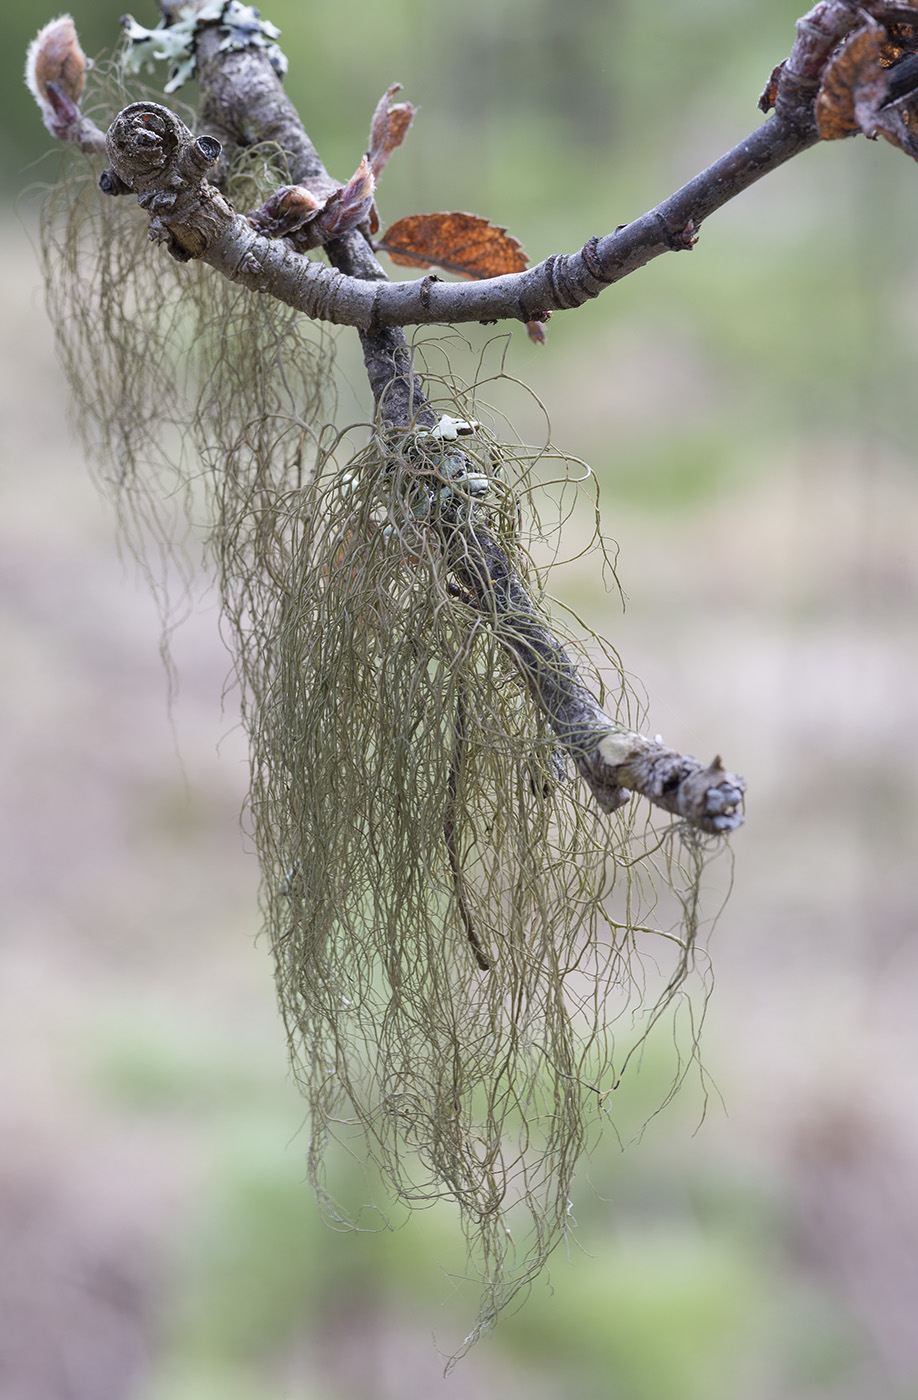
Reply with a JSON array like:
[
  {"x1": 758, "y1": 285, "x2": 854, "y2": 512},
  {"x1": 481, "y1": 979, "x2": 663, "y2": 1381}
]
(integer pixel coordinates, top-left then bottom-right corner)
[{"x1": 447, "y1": 523, "x2": 745, "y2": 832}]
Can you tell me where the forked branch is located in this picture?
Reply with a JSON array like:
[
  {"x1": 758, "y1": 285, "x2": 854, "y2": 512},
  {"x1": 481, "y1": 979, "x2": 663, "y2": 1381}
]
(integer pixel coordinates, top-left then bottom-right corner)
[
  {"x1": 87, "y1": 1, "x2": 918, "y2": 331},
  {"x1": 42, "y1": 0, "x2": 916, "y2": 835}
]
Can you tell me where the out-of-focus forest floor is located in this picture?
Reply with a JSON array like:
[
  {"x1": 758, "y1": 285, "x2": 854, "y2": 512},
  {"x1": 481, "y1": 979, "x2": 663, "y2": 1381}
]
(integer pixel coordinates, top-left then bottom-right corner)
[{"x1": 3, "y1": 207, "x2": 918, "y2": 1400}]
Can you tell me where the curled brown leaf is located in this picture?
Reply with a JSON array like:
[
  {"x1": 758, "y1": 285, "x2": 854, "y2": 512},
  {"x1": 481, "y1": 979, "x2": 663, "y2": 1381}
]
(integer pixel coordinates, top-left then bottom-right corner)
[
  {"x1": 368, "y1": 83, "x2": 417, "y2": 179},
  {"x1": 817, "y1": 18, "x2": 918, "y2": 158},
  {"x1": 816, "y1": 23, "x2": 887, "y2": 139},
  {"x1": 377, "y1": 211, "x2": 544, "y2": 337},
  {"x1": 377, "y1": 212, "x2": 529, "y2": 280}
]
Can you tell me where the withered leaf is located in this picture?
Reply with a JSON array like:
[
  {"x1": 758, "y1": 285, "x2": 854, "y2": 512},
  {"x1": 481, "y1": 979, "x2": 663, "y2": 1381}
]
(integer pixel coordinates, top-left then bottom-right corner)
[
  {"x1": 368, "y1": 84, "x2": 417, "y2": 180},
  {"x1": 817, "y1": 19, "x2": 918, "y2": 160},
  {"x1": 816, "y1": 23, "x2": 887, "y2": 140},
  {"x1": 377, "y1": 212, "x2": 529, "y2": 280}
]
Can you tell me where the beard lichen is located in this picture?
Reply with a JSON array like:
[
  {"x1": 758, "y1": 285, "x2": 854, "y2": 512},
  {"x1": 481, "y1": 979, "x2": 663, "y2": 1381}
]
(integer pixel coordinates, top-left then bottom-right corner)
[{"x1": 38, "y1": 62, "x2": 724, "y2": 1359}]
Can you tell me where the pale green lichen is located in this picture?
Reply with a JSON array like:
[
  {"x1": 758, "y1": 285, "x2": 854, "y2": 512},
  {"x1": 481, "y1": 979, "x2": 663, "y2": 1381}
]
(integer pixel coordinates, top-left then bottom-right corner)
[
  {"x1": 418, "y1": 413, "x2": 480, "y2": 441},
  {"x1": 38, "y1": 59, "x2": 723, "y2": 1360},
  {"x1": 123, "y1": 1, "x2": 286, "y2": 93}
]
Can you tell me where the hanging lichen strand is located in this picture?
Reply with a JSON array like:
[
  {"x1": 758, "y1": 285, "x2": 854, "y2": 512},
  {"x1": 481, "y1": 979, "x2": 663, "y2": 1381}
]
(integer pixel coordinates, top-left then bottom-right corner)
[
  {"x1": 249, "y1": 417, "x2": 722, "y2": 1352},
  {"x1": 29, "y1": 18, "x2": 744, "y2": 1359},
  {"x1": 38, "y1": 93, "x2": 335, "y2": 609}
]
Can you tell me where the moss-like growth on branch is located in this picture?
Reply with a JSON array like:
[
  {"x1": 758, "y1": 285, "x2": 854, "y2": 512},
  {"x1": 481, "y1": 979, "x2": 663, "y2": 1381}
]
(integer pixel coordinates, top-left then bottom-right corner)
[{"x1": 37, "y1": 58, "x2": 726, "y2": 1359}]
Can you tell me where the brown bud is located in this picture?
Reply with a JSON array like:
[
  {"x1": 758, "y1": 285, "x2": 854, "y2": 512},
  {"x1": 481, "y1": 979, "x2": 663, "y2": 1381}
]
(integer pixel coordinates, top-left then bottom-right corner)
[
  {"x1": 25, "y1": 16, "x2": 88, "y2": 139},
  {"x1": 248, "y1": 184, "x2": 323, "y2": 238},
  {"x1": 315, "y1": 156, "x2": 376, "y2": 240}
]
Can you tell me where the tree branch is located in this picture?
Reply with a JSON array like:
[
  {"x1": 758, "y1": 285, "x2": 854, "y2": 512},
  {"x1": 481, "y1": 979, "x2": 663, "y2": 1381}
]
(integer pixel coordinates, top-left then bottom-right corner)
[
  {"x1": 35, "y1": 5, "x2": 762, "y2": 833},
  {"x1": 443, "y1": 518, "x2": 745, "y2": 833},
  {"x1": 152, "y1": 34, "x2": 749, "y2": 834},
  {"x1": 100, "y1": 102, "x2": 823, "y2": 332},
  {"x1": 113, "y1": 0, "x2": 909, "y2": 334}
]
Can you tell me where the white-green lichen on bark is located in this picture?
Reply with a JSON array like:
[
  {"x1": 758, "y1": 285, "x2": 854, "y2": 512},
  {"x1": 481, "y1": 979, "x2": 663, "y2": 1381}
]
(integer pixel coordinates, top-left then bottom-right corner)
[{"x1": 123, "y1": 0, "x2": 287, "y2": 93}]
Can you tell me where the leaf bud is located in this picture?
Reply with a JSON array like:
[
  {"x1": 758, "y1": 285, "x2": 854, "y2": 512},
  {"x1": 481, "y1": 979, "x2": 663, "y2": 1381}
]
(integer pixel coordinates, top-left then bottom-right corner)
[{"x1": 25, "y1": 15, "x2": 88, "y2": 140}]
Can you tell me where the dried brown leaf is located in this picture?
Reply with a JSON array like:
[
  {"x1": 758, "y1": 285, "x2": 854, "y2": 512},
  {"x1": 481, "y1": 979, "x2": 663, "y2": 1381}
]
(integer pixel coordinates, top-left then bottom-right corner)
[
  {"x1": 377, "y1": 212, "x2": 529, "y2": 280},
  {"x1": 816, "y1": 24, "x2": 887, "y2": 140},
  {"x1": 817, "y1": 19, "x2": 918, "y2": 159},
  {"x1": 368, "y1": 84, "x2": 417, "y2": 180}
]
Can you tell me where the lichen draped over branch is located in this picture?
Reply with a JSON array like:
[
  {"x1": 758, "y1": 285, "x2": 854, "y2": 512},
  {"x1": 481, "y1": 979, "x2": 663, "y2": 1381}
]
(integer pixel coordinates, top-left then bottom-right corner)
[
  {"x1": 42, "y1": 0, "x2": 918, "y2": 1352},
  {"x1": 38, "y1": 114, "x2": 724, "y2": 1349},
  {"x1": 259, "y1": 434, "x2": 722, "y2": 1347},
  {"x1": 25, "y1": 17, "x2": 761, "y2": 1353}
]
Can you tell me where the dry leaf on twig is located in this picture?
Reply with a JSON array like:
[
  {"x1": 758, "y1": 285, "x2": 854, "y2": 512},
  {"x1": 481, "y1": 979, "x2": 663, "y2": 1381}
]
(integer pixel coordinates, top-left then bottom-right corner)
[
  {"x1": 368, "y1": 84, "x2": 417, "y2": 179},
  {"x1": 817, "y1": 18, "x2": 918, "y2": 158},
  {"x1": 377, "y1": 211, "x2": 529, "y2": 278},
  {"x1": 377, "y1": 211, "x2": 548, "y2": 342}
]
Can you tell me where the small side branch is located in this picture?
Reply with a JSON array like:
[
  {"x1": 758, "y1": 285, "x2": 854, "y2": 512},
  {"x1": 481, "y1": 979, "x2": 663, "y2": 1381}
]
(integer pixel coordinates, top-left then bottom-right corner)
[{"x1": 445, "y1": 519, "x2": 745, "y2": 834}]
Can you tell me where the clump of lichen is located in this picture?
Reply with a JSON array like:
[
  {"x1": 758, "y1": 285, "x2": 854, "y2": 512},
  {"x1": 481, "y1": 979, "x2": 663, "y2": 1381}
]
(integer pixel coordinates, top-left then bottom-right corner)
[{"x1": 38, "y1": 57, "x2": 719, "y2": 1358}]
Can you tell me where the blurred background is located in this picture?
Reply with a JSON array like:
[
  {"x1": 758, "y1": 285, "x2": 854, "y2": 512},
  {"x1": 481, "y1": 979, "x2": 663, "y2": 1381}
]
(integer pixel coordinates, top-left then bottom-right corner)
[{"x1": 3, "y1": 1, "x2": 918, "y2": 1396}]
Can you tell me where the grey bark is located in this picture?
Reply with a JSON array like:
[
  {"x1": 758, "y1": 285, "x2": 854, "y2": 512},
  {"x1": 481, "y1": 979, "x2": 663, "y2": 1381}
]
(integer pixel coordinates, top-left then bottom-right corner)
[
  {"x1": 119, "y1": 0, "x2": 904, "y2": 332},
  {"x1": 122, "y1": 0, "x2": 877, "y2": 332}
]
